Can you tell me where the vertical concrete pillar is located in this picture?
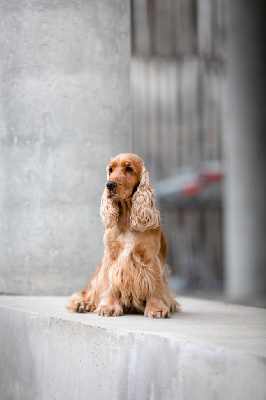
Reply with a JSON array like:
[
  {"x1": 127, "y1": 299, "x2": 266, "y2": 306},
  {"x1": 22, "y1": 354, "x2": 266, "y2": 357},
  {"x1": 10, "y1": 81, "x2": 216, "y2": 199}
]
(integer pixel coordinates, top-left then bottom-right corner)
[
  {"x1": 0, "y1": 0, "x2": 131, "y2": 295},
  {"x1": 223, "y1": 1, "x2": 266, "y2": 304}
]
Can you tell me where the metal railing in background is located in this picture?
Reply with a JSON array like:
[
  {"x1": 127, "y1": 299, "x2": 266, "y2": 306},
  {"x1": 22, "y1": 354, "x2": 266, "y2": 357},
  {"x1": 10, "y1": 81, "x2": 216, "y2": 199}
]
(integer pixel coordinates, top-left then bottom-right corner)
[{"x1": 131, "y1": 0, "x2": 226, "y2": 292}]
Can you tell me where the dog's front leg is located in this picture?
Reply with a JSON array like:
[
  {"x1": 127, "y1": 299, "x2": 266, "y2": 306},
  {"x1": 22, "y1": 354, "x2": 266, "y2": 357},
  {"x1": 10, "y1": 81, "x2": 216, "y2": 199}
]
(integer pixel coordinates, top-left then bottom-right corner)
[
  {"x1": 95, "y1": 245, "x2": 123, "y2": 316},
  {"x1": 144, "y1": 277, "x2": 171, "y2": 319},
  {"x1": 144, "y1": 283, "x2": 180, "y2": 318},
  {"x1": 96, "y1": 260, "x2": 123, "y2": 317},
  {"x1": 97, "y1": 291, "x2": 123, "y2": 317},
  {"x1": 144, "y1": 297, "x2": 170, "y2": 319}
]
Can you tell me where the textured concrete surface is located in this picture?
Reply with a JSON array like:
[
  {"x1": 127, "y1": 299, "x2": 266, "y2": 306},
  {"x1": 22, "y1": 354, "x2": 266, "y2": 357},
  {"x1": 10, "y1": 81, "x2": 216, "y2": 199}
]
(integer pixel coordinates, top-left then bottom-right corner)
[
  {"x1": 0, "y1": 296, "x2": 265, "y2": 400},
  {"x1": 0, "y1": 0, "x2": 131, "y2": 295}
]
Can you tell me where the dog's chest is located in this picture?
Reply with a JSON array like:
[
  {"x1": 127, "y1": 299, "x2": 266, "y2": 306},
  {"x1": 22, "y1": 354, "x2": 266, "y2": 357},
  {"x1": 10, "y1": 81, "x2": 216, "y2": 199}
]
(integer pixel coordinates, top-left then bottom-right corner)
[{"x1": 108, "y1": 232, "x2": 154, "y2": 302}]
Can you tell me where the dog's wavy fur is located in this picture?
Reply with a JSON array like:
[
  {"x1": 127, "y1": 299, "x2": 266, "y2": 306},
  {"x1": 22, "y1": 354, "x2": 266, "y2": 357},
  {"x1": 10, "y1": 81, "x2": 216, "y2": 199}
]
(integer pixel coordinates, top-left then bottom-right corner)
[{"x1": 66, "y1": 153, "x2": 180, "y2": 318}]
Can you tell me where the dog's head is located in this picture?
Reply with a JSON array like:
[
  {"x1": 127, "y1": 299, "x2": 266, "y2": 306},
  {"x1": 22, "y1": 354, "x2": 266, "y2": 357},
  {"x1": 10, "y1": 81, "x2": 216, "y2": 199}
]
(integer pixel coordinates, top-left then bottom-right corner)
[
  {"x1": 105, "y1": 153, "x2": 143, "y2": 201},
  {"x1": 100, "y1": 153, "x2": 160, "y2": 232}
]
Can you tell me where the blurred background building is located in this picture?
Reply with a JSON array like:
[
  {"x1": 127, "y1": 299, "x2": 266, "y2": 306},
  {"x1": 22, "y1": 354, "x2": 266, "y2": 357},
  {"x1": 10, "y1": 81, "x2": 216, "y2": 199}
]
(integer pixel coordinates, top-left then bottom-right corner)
[
  {"x1": 130, "y1": 0, "x2": 265, "y2": 306},
  {"x1": 0, "y1": 0, "x2": 264, "y2": 307}
]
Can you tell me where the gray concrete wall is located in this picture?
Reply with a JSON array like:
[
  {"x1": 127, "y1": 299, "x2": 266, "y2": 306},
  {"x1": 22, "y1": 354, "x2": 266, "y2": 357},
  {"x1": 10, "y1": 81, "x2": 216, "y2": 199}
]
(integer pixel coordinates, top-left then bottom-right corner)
[
  {"x1": 0, "y1": 0, "x2": 131, "y2": 295},
  {"x1": 223, "y1": 1, "x2": 266, "y2": 305}
]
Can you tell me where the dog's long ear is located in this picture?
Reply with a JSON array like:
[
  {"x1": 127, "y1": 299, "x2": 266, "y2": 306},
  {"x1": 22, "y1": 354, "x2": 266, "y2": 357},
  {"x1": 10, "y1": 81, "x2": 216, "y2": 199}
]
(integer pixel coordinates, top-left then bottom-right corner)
[
  {"x1": 100, "y1": 189, "x2": 119, "y2": 229},
  {"x1": 130, "y1": 168, "x2": 160, "y2": 232}
]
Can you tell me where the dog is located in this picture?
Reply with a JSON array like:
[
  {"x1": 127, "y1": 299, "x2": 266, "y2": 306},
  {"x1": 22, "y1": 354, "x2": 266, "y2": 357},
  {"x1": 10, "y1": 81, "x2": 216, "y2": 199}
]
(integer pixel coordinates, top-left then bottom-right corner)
[{"x1": 66, "y1": 153, "x2": 180, "y2": 318}]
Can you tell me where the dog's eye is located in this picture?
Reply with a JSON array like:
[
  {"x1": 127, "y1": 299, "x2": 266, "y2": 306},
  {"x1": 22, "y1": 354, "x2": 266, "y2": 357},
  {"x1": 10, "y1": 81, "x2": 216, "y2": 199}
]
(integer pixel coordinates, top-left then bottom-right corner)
[
  {"x1": 109, "y1": 167, "x2": 113, "y2": 173},
  {"x1": 126, "y1": 166, "x2": 133, "y2": 173}
]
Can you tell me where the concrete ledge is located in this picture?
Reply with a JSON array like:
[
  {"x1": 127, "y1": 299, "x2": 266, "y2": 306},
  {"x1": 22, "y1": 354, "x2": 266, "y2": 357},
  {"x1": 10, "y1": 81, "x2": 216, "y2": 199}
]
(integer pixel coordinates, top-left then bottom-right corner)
[{"x1": 0, "y1": 296, "x2": 265, "y2": 400}]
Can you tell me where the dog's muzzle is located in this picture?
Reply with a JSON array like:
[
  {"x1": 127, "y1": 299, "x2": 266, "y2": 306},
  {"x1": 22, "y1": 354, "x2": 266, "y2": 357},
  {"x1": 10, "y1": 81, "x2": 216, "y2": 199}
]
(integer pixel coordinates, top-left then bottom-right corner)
[{"x1": 106, "y1": 181, "x2": 117, "y2": 192}]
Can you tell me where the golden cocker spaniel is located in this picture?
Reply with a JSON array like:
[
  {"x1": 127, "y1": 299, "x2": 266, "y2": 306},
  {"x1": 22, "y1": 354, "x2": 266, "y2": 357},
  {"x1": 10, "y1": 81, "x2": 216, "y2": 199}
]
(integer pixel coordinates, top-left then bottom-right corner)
[{"x1": 67, "y1": 153, "x2": 180, "y2": 318}]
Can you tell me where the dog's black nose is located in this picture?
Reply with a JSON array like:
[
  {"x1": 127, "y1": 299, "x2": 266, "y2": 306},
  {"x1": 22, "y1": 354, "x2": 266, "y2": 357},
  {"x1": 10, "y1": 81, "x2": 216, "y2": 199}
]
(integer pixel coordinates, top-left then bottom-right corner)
[{"x1": 106, "y1": 181, "x2": 117, "y2": 191}]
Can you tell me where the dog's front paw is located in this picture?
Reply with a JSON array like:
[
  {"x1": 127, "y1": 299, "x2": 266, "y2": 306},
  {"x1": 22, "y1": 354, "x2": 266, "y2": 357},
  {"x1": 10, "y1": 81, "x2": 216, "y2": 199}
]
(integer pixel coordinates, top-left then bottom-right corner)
[
  {"x1": 97, "y1": 304, "x2": 123, "y2": 317},
  {"x1": 144, "y1": 306, "x2": 170, "y2": 319}
]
